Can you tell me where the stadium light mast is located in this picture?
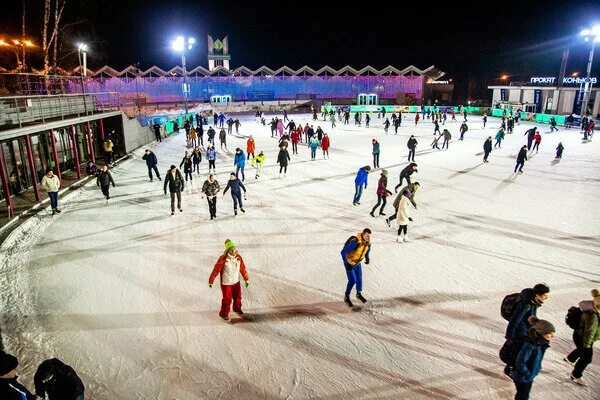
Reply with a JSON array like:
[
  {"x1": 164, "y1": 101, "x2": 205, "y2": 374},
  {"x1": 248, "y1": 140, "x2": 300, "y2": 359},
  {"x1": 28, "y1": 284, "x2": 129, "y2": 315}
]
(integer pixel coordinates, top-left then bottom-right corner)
[
  {"x1": 172, "y1": 36, "x2": 195, "y2": 115},
  {"x1": 579, "y1": 25, "x2": 600, "y2": 117}
]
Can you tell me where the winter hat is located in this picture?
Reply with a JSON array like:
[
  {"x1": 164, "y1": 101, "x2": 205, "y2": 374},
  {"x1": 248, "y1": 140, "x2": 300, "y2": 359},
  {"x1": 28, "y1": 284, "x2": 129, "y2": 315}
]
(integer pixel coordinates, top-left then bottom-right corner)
[
  {"x1": 0, "y1": 351, "x2": 18, "y2": 376},
  {"x1": 533, "y1": 283, "x2": 550, "y2": 296},
  {"x1": 381, "y1": 170, "x2": 388, "y2": 176},
  {"x1": 527, "y1": 316, "x2": 555, "y2": 336},
  {"x1": 224, "y1": 239, "x2": 236, "y2": 251},
  {"x1": 592, "y1": 289, "x2": 600, "y2": 308}
]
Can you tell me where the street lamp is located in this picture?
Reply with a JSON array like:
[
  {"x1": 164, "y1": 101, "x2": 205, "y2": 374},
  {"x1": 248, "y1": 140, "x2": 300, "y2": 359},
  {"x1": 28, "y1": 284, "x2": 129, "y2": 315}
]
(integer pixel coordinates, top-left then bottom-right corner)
[
  {"x1": 172, "y1": 36, "x2": 195, "y2": 115},
  {"x1": 77, "y1": 43, "x2": 88, "y2": 113},
  {"x1": 579, "y1": 25, "x2": 600, "y2": 117}
]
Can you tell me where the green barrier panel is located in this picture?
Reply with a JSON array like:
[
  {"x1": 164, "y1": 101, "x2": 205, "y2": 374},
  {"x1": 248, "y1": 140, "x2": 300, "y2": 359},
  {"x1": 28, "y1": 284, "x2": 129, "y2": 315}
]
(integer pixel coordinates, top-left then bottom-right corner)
[{"x1": 165, "y1": 122, "x2": 174, "y2": 134}]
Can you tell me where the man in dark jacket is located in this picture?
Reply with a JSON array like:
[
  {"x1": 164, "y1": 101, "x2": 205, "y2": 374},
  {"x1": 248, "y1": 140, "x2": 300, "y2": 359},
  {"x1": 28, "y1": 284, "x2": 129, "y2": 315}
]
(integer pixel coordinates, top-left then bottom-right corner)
[
  {"x1": 96, "y1": 165, "x2": 116, "y2": 201},
  {"x1": 395, "y1": 163, "x2": 418, "y2": 192},
  {"x1": 164, "y1": 165, "x2": 184, "y2": 215},
  {"x1": 0, "y1": 351, "x2": 36, "y2": 399},
  {"x1": 153, "y1": 123, "x2": 162, "y2": 142},
  {"x1": 483, "y1": 136, "x2": 493, "y2": 163},
  {"x1": 142, "y1": 149, "x2": 161, "y2": 182},
  {"x1": 407, "y1": 135, "x2": 418, "y2": 162},
  {"x1": 34, "y1": 358, "x2": 84, "y2": 400},
  {"x1": 202, "y1": 174, "x2": 221, "y2": 220},
  {"x1": 223, "y1": 172, "x2": 247, "y2": 215},
  {"x1": 506, "y1": 284, "x2": 550, "y2": 341},
  {"x1": 515, "y1": 145, "x2": 528, "y2": 173},
  {"x1": 524, "y1": 127, "x2": 537, "y2": 150},
  {"x1": 207, "y1": 126, "x2": 216, "y2": 144}
]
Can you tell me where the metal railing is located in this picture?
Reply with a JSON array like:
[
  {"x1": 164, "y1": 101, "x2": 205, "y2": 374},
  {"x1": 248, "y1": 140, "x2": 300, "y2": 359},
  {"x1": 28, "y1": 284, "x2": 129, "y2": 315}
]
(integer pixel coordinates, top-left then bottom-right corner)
[{"x1": 0, "y1": 92, "x2": 125, "y2": 130}]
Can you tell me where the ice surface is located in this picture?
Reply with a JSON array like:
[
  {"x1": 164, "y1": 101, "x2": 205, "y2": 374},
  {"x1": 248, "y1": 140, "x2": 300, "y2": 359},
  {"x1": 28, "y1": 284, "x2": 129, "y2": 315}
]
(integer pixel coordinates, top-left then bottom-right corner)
[{"x1": 1, "y1": 113, "x2": 598, "y2": 399}]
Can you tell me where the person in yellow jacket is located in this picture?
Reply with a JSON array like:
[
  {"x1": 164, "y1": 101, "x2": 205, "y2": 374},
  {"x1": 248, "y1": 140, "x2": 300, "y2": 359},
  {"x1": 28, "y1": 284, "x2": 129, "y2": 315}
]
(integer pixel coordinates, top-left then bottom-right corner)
[
  {"x1": 251, "y1": 151, "x2": 266, "y2": 179},
  {"x1": 103, "y1": 139, "x2": 114, "y2": 165},
  {"x1": 40, "y1": 169, "x2": 61, "y2": 215},
  {"x1": 340, "y1": 228, "x2": 372, "y2": 307}
]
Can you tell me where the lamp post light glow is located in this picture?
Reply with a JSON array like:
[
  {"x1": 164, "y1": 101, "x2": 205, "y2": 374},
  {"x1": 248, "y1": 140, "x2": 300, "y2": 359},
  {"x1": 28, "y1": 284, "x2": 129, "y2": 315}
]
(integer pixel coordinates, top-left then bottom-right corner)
[
  {"x1": 77, "y1": 43, "x2": 88, "y2": 77},
  {"x1": 172, "y1": 36, "x2": 195, "y2": 115},
  {"x1": 579, "y1": 25, "x2": 600, "y2": 117}
]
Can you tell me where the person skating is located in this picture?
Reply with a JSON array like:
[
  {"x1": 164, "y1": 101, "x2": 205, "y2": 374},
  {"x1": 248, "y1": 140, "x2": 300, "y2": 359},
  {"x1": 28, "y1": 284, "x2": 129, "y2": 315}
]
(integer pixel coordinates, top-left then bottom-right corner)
[
  {"x1": 41, "y1": 169, "x2": 61, "y2": 215},
  {"x1": 372, "y1": 139, "x2": 380, "y2": 168},
  {"x1": 164, "y1": 165, "x2": 184, "y2": 215},
  {"x1": 483, "y1": 136, "x2": 493, "y2": 163},
  {"x1": 507, "y1": 117, "x2": 515, "y2": 134},
  {"x1": 494, "y1": 128, "x2": 505, "y2": 148},
  {"x1": 34, "y1": 358, "x2": 85, "y2": 400},
  {"x1": 340, "y1": 228, "x2": 372, "y2": 307},
  {"x1": 207, "y1": 126, "x2": 216, "y2": 145},
  {"x1": 532, "y1": 131, "x2": 541, "y2": 153},
  {"x1": 370, "y1": 170, "x2": 392, "y2": 217},
  {"x1": 353, "y1": 165, "x2": 371, "y2": 205},
  {"x1": 433, "y1": 120, "x2": 441, "y2": 135},
  {"x1": 246, "y1": 136, "x2": 255, "y2": 160},
  {"x1": 415, "y1": 113, "x2": 420, "y2": 125},
  {"x1": 290, "y1": 128, "x2": 301, "y2": 154},
  {"x1": 309, "y1": 135, "x2": 320, "y2": 160},
  {"x1": 234, "y1": 117, "x2": 241, "y2": 134},
  {"x1": 278, "y1": 133, "x2": 290, "y2": 149},
  {"x1": 189, "y1": 126, "x2": 197, "y2": 148},
  {"x1": 180, "y1": 155, "x2": 194, "y2": 182},
  {"x1": 459, "y1": 121, "x2": 468, "y2": 140},
  {"x1": 515, "y1": 145, "x2": 528, "y2": 173},
  {"x1": 234, "y1": 148, "x2": 246, "y2": 181},
  {"x1": 0, "y1": 351, "x2": 36, "y2": 399},
  {"x1": 441, "y1": 129, "x2": 451, "y2": 149},
  {"x1": 510, "y1": 317, "x2": 555, "y2": 400},
  {"x1": 365, "y1": 113, "x2": 371, "y2": 127},
  {"x1": 524, "y1": 127, "x2": 537, "y2": 150},
  {"x1": 395, "y1": 191, "x2": 413, "y2": 242},
  {"x1": 385, "y1": 182, "x2": 419, "y2": 227},
  {"x1": 394, "y1": 163, "x2": 418, "y2": 192},
  {"x1": 212, "y1": 112, "x2": 218, "y2": 126},
  {"x1": 209, "y1": 239, "x2": 250, "y2": 323},
  {"x1": 549, "y1": 117, "x2": 558, "y2": 132},
  {"x1": 407, "y1": 135, "x2": 418, "y2": 162},
  {"x1": 142, "y1": 149, "x2": 161, "y2": 182},
  {"x1": 564, "y1": 289, "x2": 600, "y2": 385},
  {"x1": 270, "y1": 118, "x2": 278, "y2": 137},
  {"x1": 277, "y1": 119, "x2": 285, "y2": 137},
  {"x1": 565, "y1": 114, "x2": 575, "y2": 130},
  {"x1": 96, "y1": 165, "x2": 115, "y2": 201},
  {"x1": 206, "y1": 144, "x2": 217, "y2": 173},
  {"x1": 383, "y1": 118, "x2": 390, "y2": 134},
  {"x1": 219, "y1": 128, "x2": 227, "y2": 150},
  {"x1": 218, "y1": 112, "x2": 226, "y2": 128},
  {"x1": 153, "y1": 122, "x2": 162, "y2": 142},
  {"x1": 192, "y1": 146, "x2": 202, "y2": 174},
  {"x1": 321, "y1": 133, "x2": 330, "y2": 159},
  {"x1": 223, "y1": 172, "x2": 247, "y2": 215},
  {"x1": 283, "y1": 109, "x2": 289, "y2": 122},
  {"x1": 431, "y1": 133, "x2": 442, "y2": 150},
  {"x1": 483, "y1": 113, "x2": 487, "y2": 128},
  {"x1": 277, "y1": 146, "x2": 291, "y2": 177},
  {"x1": 393, "y1": 117, "x2": 401, "y2": 134},
  {"x1": 252, "y1": 151, "x2": 266, "y2": 178},
  {"x1": 201, "y1": 174, "x2": 220, "y2": 220},
  {"x1": 330, "y1": 113, "x2": 336, "y2": 129},
  {"x1": 555, "y1": 142, "x2": 564, "y2": 158}
]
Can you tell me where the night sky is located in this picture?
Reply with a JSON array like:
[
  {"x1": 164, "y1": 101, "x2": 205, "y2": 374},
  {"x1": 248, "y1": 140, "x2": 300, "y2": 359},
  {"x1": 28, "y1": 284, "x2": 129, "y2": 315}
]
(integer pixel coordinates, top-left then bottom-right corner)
[{"x1": 3, "y1": 0, "x2": 600, "y2": 99}]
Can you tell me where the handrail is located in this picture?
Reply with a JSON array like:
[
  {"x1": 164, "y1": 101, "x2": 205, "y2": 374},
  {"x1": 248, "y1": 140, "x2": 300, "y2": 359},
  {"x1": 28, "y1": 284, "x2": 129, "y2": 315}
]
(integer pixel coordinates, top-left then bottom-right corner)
[{"x1": 0, "y1": 92, "x2": 120, "y2": 100}]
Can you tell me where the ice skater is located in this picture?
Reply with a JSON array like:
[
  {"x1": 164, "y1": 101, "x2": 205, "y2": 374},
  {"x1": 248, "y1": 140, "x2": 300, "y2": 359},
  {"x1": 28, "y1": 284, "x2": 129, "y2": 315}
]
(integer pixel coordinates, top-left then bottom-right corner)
[
  {"x1": 483, "y1": 136, "x2": 492, "y2": 163},
  {"x1": 252, "y1": 151, "x2": 265, "y2": 178},
  {"x1": 415, "y1": 113, "x2": 420, "y2": 125},
  {"x1": 96, "y1": 165, "x2": 115, "y2": 201},
  {"x1": 223, "y1": 172, "x2": 247, "y2": 215},
  {"x1": 208, "y1": 239, "x2": 250, "y2": 323},
  {"x1": 386, "y1": 182, "x2": 419, "y2": 227},
  {"x1": 549, "y1": 117, "x2": 558, "y2": 132},
  {"x1": 370, "y1": 170, "x2": 392, "y2": 217},
  {"x1": 442, "y1": 129, "x2": 451, "y2": 149},
  {"x1": 164, "y1": 165, "x2": 184, "y2": 215},
  {"x1": 407, "y1": 135, "x2": 418, "y2": 162},
  {"x1": 219, "y1": 128, "x2": 227, "y2": 150},
  {"x1": 206, "y1": 144, "x2": 217, "y2": 173},
  {"x1": 353, "y1": 165, "x2": 371, "y2": 205},
  {"x1": 340, "y1": 228, "x2": 372, "y2": 308},
  {"x1": 142, "y1": 149, "x2": 161, "y2": 182},
  {"x1": 555, "y1": 142, "x2": 564, "y2": 158},
  {"x1": 234, "y1": 148, "x2": 246, "y2": 181},
  {"x1": 395, "y1": 191, "x2": 413, "y2": 242},
  {"x1": 309, "y1": 135, "x2": 320, "y2": 160},
  {"x1": 514, "y1": 146, "x2": 528, "y2": 173},
  {"x1": 459, "y1": 121, "x2": 468, "y2": 140},
  {"x1": 234, "y1": 118, "x2": 241, "y2": 134},
  {"x1": 532, "y1": 131, "x2": 541, "y2": 153},
  {"x1": 246, "y1": 136, "x2": 255, "y2": 160},
  {"x1": 321, "y1": 133, "x2": 330, "y2": 159},
  {"x1": 433, "y1": 120, "x2": 441, "y2": 135},
  {"x1": 383, "y1": 118, "x2": 390, "y2": 134},
  {"x1": 277, "y1": 146, "x2": 291, "y2": 177},
  {"x1": 192, "y1": 146, "x2": 202, "y2": 173},
  {"x1": 372, "y1": 139, "x2": 380, "y2": 168},
  {"x1": 291, "y1": 128, "x2": 301, "y2": 154},
  {"x1": 201, "y1": 174, "x2": 220, "y2": 220},
  {"x1": 494, "y1": 129, "x2": 505, "y2": 148},
  {"x1": 431, "y1": 133, "x2": 442, "y2": 150},
  {"x1": 524, "y1": 127, "x2": 537, "y2": 150},
  {"x1": 180, "y1": 155, "x2": 193, "y2": 181},
  {"x1": 395, "y1": 163, "x2": 418, "y2": 192}
]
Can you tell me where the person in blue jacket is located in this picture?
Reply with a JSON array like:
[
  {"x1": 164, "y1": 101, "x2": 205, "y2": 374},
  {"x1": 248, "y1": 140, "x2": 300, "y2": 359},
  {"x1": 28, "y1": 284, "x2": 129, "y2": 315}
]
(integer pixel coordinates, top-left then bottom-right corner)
[
  {"x1": 511, "y1": 316, "x2": 555, "y2": 400},
  {"x1": 206, "y1": 144, "x2": 217, "y2": 173},
  {"x1": 0, "y1": 351, "x2": 36, "y2": 399},
  {"x1": 506, "y1": 284, "x2": 550, "y2": 340},
  {"x1": 353, "y1": 165, "x2": 371, "y2": 205},
  {"x1": 142, "y1": 149, "x2": 161, "y2": 182},
  {"x1": 223, "y1": 172, "x2": 247, "y2": 215},
  {"x1": 340, "y1": 228, "x2": 372, "y2": 307},
  {"x1": 234, "y1": 148, "x2": 246, "y2": 181}
]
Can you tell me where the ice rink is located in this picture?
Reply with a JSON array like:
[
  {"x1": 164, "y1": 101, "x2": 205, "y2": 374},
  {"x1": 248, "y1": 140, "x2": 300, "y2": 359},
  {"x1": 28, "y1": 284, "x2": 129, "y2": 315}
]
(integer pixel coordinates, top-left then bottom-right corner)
[{"x1": 1, "y1": 112, "x2": 599, "y2": 399}]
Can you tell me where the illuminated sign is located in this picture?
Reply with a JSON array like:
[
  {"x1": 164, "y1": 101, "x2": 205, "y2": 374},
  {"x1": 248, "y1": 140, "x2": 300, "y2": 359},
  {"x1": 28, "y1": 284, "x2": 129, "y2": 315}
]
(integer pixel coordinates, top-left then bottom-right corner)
[
  {"x1": 529, "y1": 77, "x2": 597, "y2": 85},
  {"x1": 428, "y1": 80, "x2": 450, "y2": 84}
]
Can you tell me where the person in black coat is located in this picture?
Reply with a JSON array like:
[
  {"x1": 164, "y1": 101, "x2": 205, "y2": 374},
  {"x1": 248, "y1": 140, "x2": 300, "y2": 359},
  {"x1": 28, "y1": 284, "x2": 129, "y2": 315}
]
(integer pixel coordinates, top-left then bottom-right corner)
[
  {"x1": 277, "y1": 146, "x2": 291, "y2": 177},
  {"x1": 524, "y1": 127, "x2": 537, "y2": 150},
  {"x1": 395, "y1": 163, "x2": 418, "y2": 191},
  {"x1": 34, "y1": 358, "x2": 84, "y2": 400},
  {"x1": 223, "y1": 172, "x2": 247, "y2": 215},
  {"x1": 96, "y1": 165, "x2": 115, "y2": 200},
  {"x1": 407, "y1": 135, "x2": 418, "y2": 162},
  {"x1": 142, "y1": 149, "x2": 161, "y2": 182},
  {"x1": 0, "y1": 351, "x2": 36, "y2": 400},
  {"x1": 152, "y1": 122, "x2": 162, "y2": 142},
  {"x1": 179, "y1": 155, "x2": 194, "y2": 182},
  {"x1": 164, "y1": 165, "x2": 184, "y2": 215},
  {"x1": 515, "y1": 145, "x2": 528, "y2": 173},
  {"x1": 483, "y1": 137, "x2": 493, "y2": 163}
]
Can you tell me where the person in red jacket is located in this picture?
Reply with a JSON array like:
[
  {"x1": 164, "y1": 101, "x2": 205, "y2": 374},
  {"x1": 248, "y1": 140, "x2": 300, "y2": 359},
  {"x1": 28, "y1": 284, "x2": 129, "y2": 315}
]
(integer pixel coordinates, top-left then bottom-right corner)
[
  {"x1": 246, "y1": 136, "x2": 255, "y2": 160},
  {"x1": 415, "y1": 113, "x2": 420, "y2": 125},
  {"x1": 290, "y1": 128, "x2": 301, "y2": 154},
  {"x1": 532, "y1": 131, "x2": 542, "y2": 153},
  {"x1": 209, "y1": 239, "x2": 250, "y2": 322},
  {"x1": 321, "y1": 133, "x2": 331, "y2": 159},
  {"x1": 370, "y1": 170, "x2": 392, "y2": 217}
]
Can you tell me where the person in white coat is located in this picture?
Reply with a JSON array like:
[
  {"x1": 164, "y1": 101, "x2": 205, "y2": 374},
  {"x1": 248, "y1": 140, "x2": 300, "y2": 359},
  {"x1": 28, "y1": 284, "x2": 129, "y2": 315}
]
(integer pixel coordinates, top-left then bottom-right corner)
[
  {"x1": 40, "y1": 169, "x2": 61, "y2": 215},
  {"x1": 396, "y1": 193, "x2": 413, "y2": 242}
]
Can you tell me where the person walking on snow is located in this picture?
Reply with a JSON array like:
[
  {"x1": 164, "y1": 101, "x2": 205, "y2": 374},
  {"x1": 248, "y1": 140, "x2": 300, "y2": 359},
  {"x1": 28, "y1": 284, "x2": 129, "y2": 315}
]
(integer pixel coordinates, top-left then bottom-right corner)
[
  {"x1": 556, "y1": 142, "x2": 564, "y2": 158},
  {"x1": 234, "y1": 148, "x2": 246, "y2": 181},
  {"x1": 407, "y1": 135, "x2": 418, "y2": 162},
  {"x1": 200, "y1": 174, "x2": 220, "y2": 220},
  {"x1": 96, "y1": 165, "x2": 115, "y2": 201},
  {"x1": 321, "y1": 133, "x2": 331, "y2": 159},
  {"x1": 395, "y1": 163, "x2": 418, "y2": 192},
  {"x1": 208, "y1": 240, "x2": 250, "y2": 323},
  {"x1": 515, "y1": 145, "x2": 528, "y2": 173},
  {"x1": 494, "y1": 129, "x2": 505, "y2": 148},
  {"x1": 385, "y1": 182, "x2": 419, "y2": 227},
  {"x1": 219, "y1": 128, "x2": 227, "y2": 150},
  {"x1": 483, "y1": 136, "x2": 493, "y2": 163},
  {"x1": 206, "y1": 145, "x2": 217, "y2": 173},
  {"x1": 277, "y1": 146, "x2": 291, "y2": 177},
  {"x1": 234, "y1": 118, "x2": 241, "y2": 134},
  {"x1": 41, "y1": 169, "x2": 61, "y2": 215},
  {"x1": 246, "y1": 136, "x2": 255, "y2": 160},
  {"x1": 189, "y1": 126, "x2": 197, "y2": 148},
  {"x1": 252, "y1": 151, "x2": 266, "y2": 179},
  {"x1": 142, "y1": 149, "x2": 161, "y2": 181},
  {"x1": 524, "y1": 127, "x2": 537, "y2": 150},
  {"x1": 180, "y1": 155, "x2": 194, "y2": 181},
  {"x1": 291, "y1": 128, "x2": 301, "y2": 154},
  {"x1": 370, "y1": 170, "x2": 392, "y2": 217},
  {"x1": 218, "y1": 113, "x2": 225, "y2": 128},
  {"x1": 223, "y1": 172, "x2": 247, "y2": 215},
  {"x1": 277, "y1": 119, "x2": 285, "y2": 137},
  {"x1": 192, "y1": 147, "x2": 202, "y2": 173},
  {"x1": 164, "y1": 165, "x2": 184, "y2": 215},
  {"x1": 372, "y1": 139, "x2": 380, "y2": 168},
  {"x1": 340, "y1": 228, "x2": 372, "y2": 308},
  {"x1": 353, "y1": 165, "x2": 371, "y2": 205},
  {"x1": 565, "y1": 289, "x2": 600, "y2": 385},
  {"x1": 532, "y1": 132, "x2": 541, "y2": 153},
  {"x1": 396, "y1": 191, "x2": 414, "y2": 242},
  {"x1": 415, "y1": 113, "x2": 420, "y2": 125},
  {"x1": 153, "y1": 122, "x2": 162, "y2": 142},
  {"x1": 207, "y1": 126, "x2": 216, "y2": 145},
  {"x1": 309, "y1": 136, "x2": 320, "y2": 160}
]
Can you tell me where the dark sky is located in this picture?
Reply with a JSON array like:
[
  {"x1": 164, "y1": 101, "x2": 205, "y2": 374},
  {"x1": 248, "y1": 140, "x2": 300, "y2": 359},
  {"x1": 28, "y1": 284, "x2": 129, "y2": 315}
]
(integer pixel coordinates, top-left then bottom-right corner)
[{"x1": 3, "y1": 0, "x2": 600, "y2": 97}]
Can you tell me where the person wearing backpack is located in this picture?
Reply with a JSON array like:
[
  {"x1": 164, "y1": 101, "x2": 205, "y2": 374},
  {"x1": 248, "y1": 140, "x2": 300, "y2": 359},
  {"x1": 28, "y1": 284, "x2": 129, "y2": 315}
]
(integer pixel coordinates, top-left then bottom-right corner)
[
  {"x1": 340, "y1": 228, "x2": 372, "y2": 308},
  {"x1": 564, "y1": 288, "x2": 600, "y2": 385},
  {"x1": 511, "y1": 316, "x2": 555, "y2": 400},
  {"x1": 504, "y1": 284, "x2": 550, "y2": 341}
]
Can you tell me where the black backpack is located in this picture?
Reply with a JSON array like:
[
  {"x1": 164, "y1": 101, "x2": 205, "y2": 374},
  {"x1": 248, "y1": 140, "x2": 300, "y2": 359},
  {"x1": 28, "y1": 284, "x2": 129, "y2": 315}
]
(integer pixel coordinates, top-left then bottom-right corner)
[
  {"x1": 344, "y1": 236, "x2": 357, "y2": 248},
  {"x1": 565, "y1": 306, "x2": 583, "y2": 330},
  {"x1": 499, "y1": 335, "x2": 529, "y2": 367},
  {"x1": 501, "y1": 293, "x2": 522, "y2": 321}
]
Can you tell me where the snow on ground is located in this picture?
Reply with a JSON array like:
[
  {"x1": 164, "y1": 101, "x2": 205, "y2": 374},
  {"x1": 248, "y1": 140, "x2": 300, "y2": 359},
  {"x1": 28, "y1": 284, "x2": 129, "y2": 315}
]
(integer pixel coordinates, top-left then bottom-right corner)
[{"x1": 1, "y1": 112, "x2": 599, "y2": 400}]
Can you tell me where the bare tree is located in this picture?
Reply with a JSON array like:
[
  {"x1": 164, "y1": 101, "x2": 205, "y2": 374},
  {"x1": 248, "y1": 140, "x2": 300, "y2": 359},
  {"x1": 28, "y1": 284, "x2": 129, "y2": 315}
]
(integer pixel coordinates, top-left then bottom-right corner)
[
  {"x1": 21, "y1": 0, "x2": 26, "y2": 70},
  {"x1": 51, "y1": 0, "x2": 67, "y2": 73},
  {"x1": 42, "y1": 0, "x2": 51, "y2": 73},
  {"x1": 41, "y1": 0, "x2": 67, "y2": 74}
]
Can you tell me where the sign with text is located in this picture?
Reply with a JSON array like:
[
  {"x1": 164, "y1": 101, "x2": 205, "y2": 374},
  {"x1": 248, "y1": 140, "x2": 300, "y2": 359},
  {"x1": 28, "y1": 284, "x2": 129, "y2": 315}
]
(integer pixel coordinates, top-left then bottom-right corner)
[{"x1": 529, "y1": 76, "x2": 597, "y2": 85}]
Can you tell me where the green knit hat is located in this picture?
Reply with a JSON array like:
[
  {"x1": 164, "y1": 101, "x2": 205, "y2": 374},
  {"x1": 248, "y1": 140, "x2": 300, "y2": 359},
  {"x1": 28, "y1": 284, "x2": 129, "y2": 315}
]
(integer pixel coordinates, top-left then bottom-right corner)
[{"x1": 225, "y1": 239, "x2": 236, "y2": 251}]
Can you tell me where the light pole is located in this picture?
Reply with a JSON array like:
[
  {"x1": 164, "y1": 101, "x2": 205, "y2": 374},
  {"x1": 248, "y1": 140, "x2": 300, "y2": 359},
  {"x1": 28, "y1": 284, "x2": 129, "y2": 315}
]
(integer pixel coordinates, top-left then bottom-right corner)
[
  {"x1": 579, "y1": 26, "x2": 600, "y2": 117},
  {"x1": 172, "y1": 36, "x2": 195, "y2": 116},
  {"x1": 77, "y1": 43, "x2": 88, "y2": 113}
]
